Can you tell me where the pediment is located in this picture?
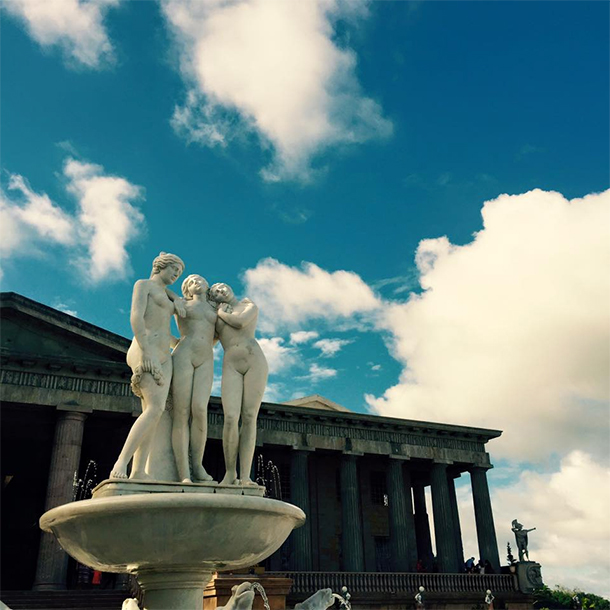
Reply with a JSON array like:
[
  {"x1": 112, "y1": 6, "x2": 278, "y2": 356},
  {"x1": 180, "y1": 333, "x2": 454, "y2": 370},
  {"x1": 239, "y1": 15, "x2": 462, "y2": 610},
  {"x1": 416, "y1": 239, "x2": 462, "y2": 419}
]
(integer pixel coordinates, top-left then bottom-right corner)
[
  {"x1": 283, "y1": 394, "x2": 351, "y2": 412},
  {"x1": 0, "y1": 292, "x2": 129, "y2": 363}
]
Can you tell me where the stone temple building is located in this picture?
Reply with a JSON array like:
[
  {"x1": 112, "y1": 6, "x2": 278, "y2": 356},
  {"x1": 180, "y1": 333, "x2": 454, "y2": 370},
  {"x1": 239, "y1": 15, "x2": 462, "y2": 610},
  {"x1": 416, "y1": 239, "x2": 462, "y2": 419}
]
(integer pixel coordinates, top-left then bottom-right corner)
[{"x1": 1, "y1": 292, "x2": 537, "y2": 608}]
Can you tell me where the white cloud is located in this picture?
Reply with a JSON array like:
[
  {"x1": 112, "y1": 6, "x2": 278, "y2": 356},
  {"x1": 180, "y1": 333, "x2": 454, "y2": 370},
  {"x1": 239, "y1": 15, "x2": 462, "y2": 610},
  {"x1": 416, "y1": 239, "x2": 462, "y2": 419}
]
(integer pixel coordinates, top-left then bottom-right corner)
[
  {"x1": 289, "y1": 330, "x2": 319, "y2": 345},
  {"x1": 243, "y1": 257, "x2": 381, "y2": 332},
  {"x1": 3, "y1": 0, "x2": 120, "y2": 69},
  {"x1": 0, "y1": 175, "x2": 75, "y2": 256},
  {"x1": 457, "y1": 452, "x2": 610, "y2": 598},
  {"x1": 313, "y1": 337, "x2": 352, "y2": 357},
  {"x1": 369, "y1": 363, "x2": 382, "y2": 371},
  {"x1": 239, "y1": 189, "x2": 610, "y2": 594},
  {"x1": 306, "y1": 363, "x2": 338, "y2": 382},
  {"x1": 1, "y1": 157, "x2": 144, "y2": 283},
  {"x1": 263, "y1": 381, "x2": 284, "y2": 403},
  {"x1": 161, "y1": 0, "x2": 392, "y2": 182},
  {"x1": 258, "y1": 337, "x2": 296, "y2": 375},
  {"x1": 64, "y1": 158, "x2": 144, "y2": 282},
  {"x1": 366, "y1": 189, "x2": 610, "y2": 462},
  {"x1": 53, "y1": 301, "x2": 78, "y2": 317}
]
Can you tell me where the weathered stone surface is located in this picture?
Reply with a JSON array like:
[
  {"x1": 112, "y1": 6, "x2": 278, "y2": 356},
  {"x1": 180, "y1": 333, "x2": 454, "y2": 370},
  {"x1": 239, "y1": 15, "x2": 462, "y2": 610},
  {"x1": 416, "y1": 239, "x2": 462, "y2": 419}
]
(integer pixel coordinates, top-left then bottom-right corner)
[
  {"x1": 470, "y1": 467, "x2": 501, "y2": 572},
  {"x1": 33, "y1": 410, "x2": 87, "y2": 591},
  {"x1": 340, "y1": 454, "x2": 364, "y2": 571}
]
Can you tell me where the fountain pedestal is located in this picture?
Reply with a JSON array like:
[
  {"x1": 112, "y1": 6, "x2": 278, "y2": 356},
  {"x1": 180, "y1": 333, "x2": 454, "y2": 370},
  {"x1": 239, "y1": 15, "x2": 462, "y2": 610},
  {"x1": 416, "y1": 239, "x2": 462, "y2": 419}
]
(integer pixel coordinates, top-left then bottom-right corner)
[{"x1": 39, "y1": 483, "x2": 305, "y2": 610}]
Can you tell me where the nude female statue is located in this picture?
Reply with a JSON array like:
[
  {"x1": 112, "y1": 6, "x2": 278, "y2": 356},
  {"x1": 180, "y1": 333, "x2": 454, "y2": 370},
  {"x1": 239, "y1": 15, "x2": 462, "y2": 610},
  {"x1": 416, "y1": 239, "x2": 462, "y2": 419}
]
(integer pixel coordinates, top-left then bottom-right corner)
[
  {"x1": 209, "y1": 283, "x2": 268, "y2": 487},
  {"x1": 111, "y1": 252, "x2": 185, "y2": 479},
  {"x1": 171, "y1": 274, "x2": 219, "y2": 483}
]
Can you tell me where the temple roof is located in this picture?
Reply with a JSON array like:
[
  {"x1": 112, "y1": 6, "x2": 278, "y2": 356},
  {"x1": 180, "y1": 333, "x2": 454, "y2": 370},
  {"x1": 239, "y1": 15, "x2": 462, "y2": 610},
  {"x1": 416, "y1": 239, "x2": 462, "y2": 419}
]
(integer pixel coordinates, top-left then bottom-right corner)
[{"x1": 282, "y1": 394, "x2": 351, "y2": 412}]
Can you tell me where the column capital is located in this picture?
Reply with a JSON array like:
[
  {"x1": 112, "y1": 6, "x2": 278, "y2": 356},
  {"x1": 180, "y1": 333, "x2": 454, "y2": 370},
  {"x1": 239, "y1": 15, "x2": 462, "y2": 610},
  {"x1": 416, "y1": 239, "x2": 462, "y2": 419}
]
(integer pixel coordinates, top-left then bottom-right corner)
[
  {"x1": 57, "y1": 402, "x2": 92, "y2": 415},
  {"x1": 469, "y1": 463, "x2": 494, "y2": 473},
  {"x1": 432, "y1": 459, "x2": 452, "y2": 467},
  {"x1": 388, "y1": 454, "x2": 411, "y2": 461},
  {"x1": 291, "y1": 445, "x2": 316, "y2": 452},
  {"x1": 342, "y1": 451, "x2": 364, "y2": 458}
]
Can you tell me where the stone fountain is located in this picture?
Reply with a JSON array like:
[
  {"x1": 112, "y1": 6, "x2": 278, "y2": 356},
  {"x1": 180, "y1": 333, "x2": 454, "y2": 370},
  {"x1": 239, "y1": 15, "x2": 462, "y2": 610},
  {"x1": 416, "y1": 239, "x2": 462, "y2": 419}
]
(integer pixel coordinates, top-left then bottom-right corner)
[{"x1": 39, "y1": 254, "x2": 306, "y2": 609}]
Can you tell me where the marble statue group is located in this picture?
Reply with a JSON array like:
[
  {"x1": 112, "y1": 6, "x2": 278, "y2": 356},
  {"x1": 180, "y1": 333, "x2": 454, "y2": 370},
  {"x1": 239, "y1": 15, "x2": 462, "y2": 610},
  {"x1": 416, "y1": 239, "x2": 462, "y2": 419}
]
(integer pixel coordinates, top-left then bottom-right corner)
[{"x1": 111, "y1": 252, "x2": 269, "y2": 487}]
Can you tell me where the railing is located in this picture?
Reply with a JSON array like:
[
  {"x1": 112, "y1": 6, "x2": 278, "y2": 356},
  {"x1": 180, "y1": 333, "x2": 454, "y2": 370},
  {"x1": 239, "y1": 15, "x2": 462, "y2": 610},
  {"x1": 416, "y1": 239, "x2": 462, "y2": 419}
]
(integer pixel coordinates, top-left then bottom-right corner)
[{"x1": 266, "y1": 571, "x2": 517, "y2": 594}]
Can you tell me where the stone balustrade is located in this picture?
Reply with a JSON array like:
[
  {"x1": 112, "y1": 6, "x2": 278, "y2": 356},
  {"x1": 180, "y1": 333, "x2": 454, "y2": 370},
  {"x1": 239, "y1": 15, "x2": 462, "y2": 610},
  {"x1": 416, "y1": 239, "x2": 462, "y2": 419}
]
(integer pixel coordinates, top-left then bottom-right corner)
[{"x1": 268, "y1": 571, "x2": 518, "y2": 595}]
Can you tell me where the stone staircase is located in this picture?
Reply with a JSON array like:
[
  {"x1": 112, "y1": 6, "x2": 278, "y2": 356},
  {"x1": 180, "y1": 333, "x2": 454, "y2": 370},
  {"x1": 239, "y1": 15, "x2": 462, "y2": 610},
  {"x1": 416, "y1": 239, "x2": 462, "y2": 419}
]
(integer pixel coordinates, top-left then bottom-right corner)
[{"x1": 0, "y1": 590, "x2": 129, "y2": 610}]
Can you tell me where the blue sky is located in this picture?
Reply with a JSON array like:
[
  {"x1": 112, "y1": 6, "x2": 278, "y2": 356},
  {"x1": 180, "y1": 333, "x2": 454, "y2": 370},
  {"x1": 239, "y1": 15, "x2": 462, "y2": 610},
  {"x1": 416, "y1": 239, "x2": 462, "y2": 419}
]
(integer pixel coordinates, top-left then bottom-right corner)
[{"x1": 1, "y1": 0, "x2": 609, "y2": 596}]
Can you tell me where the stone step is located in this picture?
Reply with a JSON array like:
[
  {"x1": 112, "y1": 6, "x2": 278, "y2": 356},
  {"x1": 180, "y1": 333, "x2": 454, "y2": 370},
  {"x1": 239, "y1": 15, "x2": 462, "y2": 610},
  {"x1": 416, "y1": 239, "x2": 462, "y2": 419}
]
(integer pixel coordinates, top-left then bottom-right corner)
[{"x1": 0, "y1": 590, "x2": 129, "y2": 610}]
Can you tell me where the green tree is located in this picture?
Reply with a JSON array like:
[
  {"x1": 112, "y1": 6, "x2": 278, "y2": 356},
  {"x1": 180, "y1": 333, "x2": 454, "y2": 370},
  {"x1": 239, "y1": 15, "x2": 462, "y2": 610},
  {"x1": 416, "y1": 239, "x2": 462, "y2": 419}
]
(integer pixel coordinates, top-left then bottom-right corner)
[{"x1": 534, "y1": 585, "x2": 609, "y2": 610}]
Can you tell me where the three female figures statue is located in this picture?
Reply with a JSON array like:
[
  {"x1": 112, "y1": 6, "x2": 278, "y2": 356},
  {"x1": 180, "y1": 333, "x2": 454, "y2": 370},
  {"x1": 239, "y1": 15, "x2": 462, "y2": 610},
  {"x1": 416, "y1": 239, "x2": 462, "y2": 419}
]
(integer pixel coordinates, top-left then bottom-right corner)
[{"x1": 111, "y1": 253, "x2": 268, "y2": 487}]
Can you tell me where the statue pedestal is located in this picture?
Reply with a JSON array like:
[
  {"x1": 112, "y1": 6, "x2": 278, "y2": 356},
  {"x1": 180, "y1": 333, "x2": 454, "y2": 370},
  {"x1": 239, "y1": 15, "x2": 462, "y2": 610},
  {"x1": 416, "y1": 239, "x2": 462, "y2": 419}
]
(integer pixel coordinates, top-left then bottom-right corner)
[
  {"x1": 92, "y1": 478, "x2": 265, "y2": 499},
  {"x1": 515, "y1": 561, "x2": 543, "y2": 593},
  {"x1": 204, "y1": 574, "x2": 293, "y2": 610}
]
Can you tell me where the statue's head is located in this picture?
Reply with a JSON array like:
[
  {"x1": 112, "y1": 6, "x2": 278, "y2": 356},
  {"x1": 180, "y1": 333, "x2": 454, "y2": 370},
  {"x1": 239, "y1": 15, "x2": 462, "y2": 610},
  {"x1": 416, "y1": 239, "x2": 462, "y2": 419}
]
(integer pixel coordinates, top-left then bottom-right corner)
[
  {"x1": 151, "y1": 252, "x2": 185, "y2": 284},
  {"x1": 182, "y1": 274, "x2": 209, "y2": 299},
  {"x1": 512, "y1": 519, "x2": 522, "y2": 529},
  {"x1": 209, "y1": 282, "x2": 234, "y2": 303}
]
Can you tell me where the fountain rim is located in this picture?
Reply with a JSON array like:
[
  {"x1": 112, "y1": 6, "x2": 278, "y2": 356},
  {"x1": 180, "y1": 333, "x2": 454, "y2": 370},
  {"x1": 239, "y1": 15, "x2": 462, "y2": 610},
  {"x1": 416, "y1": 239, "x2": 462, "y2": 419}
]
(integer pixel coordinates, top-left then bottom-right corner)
[{"x1": 40, "y1": 492, "x2": 306, "y2": 532}]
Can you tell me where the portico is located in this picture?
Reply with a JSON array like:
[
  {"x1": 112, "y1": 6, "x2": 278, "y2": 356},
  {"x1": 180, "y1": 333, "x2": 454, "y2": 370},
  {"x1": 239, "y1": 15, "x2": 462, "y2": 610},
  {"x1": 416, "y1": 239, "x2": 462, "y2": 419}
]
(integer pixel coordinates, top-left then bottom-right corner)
[{"x1": 1, "y1": 292, "x2": 502, "y2": 594}]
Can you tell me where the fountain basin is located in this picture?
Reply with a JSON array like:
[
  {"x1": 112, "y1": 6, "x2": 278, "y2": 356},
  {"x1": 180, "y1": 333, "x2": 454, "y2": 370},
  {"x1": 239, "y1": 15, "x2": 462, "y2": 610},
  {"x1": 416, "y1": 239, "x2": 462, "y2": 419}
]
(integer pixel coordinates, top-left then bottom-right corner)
[{"x1": 40, "y1": 492, "x2": 305, "y2": 574}]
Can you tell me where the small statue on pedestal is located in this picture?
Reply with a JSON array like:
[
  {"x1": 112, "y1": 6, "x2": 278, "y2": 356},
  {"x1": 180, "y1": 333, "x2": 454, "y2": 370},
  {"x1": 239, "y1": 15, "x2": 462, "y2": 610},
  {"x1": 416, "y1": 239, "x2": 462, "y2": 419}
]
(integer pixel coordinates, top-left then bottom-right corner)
[{"x1": 415, "y1": 586, "x2": 425, "y2": 609}]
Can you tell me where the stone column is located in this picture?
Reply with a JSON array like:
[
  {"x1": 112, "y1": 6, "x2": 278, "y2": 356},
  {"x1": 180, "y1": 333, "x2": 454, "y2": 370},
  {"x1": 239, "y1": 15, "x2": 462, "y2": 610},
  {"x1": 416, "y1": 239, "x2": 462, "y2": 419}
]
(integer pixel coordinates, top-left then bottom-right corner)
[
  {"x1": 412, "y1": 483, "x2": 433, "y2": 568},
  {"x1": 387, "y1": 457, "x2": 417, "y2": 571},
  {"x1": 430, "y1": 462, "x2": 460, "y2": 573},
  {"x1": 340, "y1": 453, "x2": 364, "y2": 572},
  {"x1": 447, "y1": 475, "x2": 465, "y2": 571},
  {"x1": 470, "y1": 466, "x2": 500, "y2": 572},
  {"x1": 290, "y1": 448, "x2": 313, "y2": 570},
  {"x1": 34, "y1": 408, "x2": 89, "y2": 590}
]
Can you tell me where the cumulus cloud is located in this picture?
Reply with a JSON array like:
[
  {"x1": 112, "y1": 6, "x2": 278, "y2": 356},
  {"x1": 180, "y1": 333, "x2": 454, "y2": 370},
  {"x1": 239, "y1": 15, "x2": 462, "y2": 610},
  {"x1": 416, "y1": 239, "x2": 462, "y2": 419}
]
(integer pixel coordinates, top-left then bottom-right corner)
[
  {"x1": 240, "y1": 189, "x2": 609, "y2": 593},
  {"x1": 258, "y1": 336, "x2": 297, "y2": 375},
  {"x1": 313, "y1": 337, "x2": 352, "y2": 357},
  {"x1": 3, "y1": 0, "x2": 120, "y2": 69},
  {"x1": 64, "y1": 158, "x2": 144, "y2": 282},
  {"x1": 243, "y1": 190, "x2": 609, "y2": 461},
  {"x1": 289, "y1": 330, "x2": 320, "y2": 345},
  {"x1": 457, "y1": 452, "x2": 610, "y2": 597},
  {"x1": 243, "y1": 257, "x2": 381, "y2": 332},
  {"x1": 0, "y1": 174, "x2": 75, "y2": 256},
  {"x1": 367, "y1": 189, "x2": 610, "y2": 462},
  {"x1": 1, "y1": 157, "x2": 144, "y2": 283},
  {"x1": 306, "y1": 363, "x2": 338, "y2": 382},
  {"x1": 161, "y1": 0, "x2": 392, "y2": 182}
]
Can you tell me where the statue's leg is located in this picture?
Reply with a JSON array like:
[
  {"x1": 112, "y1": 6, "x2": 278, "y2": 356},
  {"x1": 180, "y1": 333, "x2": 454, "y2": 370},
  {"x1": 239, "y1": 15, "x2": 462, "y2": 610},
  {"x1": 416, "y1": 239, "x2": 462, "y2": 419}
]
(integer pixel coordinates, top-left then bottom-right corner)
[
  {"x1": 131, "y1": 359, "x2": 173, "y2": 479},
  {"x1": 190, "y1": 362, "x2": 214, "y2": 482},
  {"x1": 220, "y1": 365, "x2": 243, "y2": 486},
  {"x1": 239, "y1": 359, "x2": 268, "y2": 487},
  {"x1": 111, "y1": 361, "x2": 172, "y2": 479},
  {"x1": 171, "y1": 359, "x2": 195, "y2": 482}
]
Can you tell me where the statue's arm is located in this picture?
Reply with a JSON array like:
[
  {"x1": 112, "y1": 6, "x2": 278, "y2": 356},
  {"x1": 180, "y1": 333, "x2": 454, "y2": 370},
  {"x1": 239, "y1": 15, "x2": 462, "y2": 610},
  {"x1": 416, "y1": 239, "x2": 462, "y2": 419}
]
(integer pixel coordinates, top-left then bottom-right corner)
[
  {"x1": 131, "y1": 280, "x2": 151, "y2": 354},
  {"x1": 525, "y1": 527, "x2": 536, "y2": 532},
  {"x1": 217, "y1": 301, "x2": 257, "y2": 330},
  {"x1": 165, "y1": 288, "x2": 186, "y2": 317}
]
